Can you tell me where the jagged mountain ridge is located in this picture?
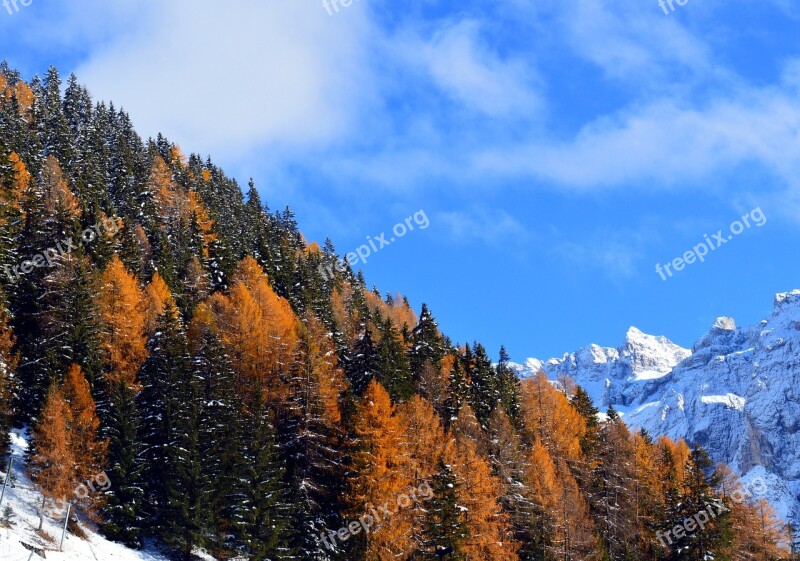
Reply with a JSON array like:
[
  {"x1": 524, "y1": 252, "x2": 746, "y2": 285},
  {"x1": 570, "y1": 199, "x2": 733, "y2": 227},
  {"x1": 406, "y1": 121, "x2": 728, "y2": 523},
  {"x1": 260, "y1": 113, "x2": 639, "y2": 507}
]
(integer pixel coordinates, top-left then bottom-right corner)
[{"x1": 512, "y1": 290, "x2": 800, "y2": 524}]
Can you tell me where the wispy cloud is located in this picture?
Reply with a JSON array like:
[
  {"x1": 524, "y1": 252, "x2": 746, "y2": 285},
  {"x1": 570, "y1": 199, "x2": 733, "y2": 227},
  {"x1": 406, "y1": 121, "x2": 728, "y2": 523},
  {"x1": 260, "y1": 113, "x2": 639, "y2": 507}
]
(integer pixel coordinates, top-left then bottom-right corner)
[{"x1": 436, "y1": 208, "x2": 531, "y2": 247}]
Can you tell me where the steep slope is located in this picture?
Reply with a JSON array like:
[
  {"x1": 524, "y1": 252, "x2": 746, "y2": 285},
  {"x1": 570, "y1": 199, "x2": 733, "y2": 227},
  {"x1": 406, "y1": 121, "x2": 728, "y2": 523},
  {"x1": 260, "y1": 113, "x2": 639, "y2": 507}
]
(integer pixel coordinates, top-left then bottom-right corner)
[
  {"x1": 0, "y1": 429, "x2": 172, "y2": 561},
  {"x1": 516, "y1": 290, "x2": 800, "y2": 524}
]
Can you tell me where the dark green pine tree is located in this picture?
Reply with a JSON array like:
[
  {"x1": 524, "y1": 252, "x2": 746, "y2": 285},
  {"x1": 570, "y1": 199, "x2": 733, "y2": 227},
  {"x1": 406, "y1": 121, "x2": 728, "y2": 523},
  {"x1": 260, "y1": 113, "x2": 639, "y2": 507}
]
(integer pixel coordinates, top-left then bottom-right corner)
[
  {"x1": 346, "y1": 324, "x2": 377, "y2": 396},
  {"x1": 237, "y1": 393, "x2": 294, "y2": 561},
  {"x1": 191, "y1": 326, "x2": 244, "y2": 552},
  {"x1": 571, "y1": 386, "x2": 601, "y2": 459},
  {"x1": 161, "y1": 347, "x2": 209, "y2": 561},
  {"x1": 41, "y1": 67, "x2": 75, "y2": 166},
  {"x1": 376, "y1": 317, "x2": 414, "y2": 403},
  {"x1": 409, "y1": 303, "x2": 445, "y2": 388},
  {"x1": 668, "y1": 446, "x2": 725, "y2": 561},
  {"x1": 444, "y1": 353, "x2": 470, "y2": 427},
  {"x1": 137, "y1": 304, "x2": 192, "y2": 537},
  {"x1": 495, "y1": 346, "x2": 522, "y2": 428},
  {"x1": 419, "y1": 460, "x2": 468, "y2": 560},
  {"x1": 466, "y1": 343, "x2": 499, "y2": 427},
  {"x1": 0, "y1": 64, "x2": 32, "y2": 161},
  {"x1": 102, "y1": 380, "x2": 145, "y2": 549}
]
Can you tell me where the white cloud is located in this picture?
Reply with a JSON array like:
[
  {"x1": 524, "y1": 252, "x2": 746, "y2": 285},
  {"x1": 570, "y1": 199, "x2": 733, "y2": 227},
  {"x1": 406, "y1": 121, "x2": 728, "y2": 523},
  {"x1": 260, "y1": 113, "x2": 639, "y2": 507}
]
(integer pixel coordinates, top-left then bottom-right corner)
[
  {"x1": 436, "y1": 207, "x2": 530, "y2": 246},
  {"x1": 559, "y1": 0, "x2": 714, "y2": 81},
  {"x1": 412, "y1": 19, "x2": 542, "y2": 118},
  {"x1": 475, "y1": 74, "x2": 800, "y2": 194},
  {"x1": 73, "y1": 0, "x2": 376, "y2": 160}
]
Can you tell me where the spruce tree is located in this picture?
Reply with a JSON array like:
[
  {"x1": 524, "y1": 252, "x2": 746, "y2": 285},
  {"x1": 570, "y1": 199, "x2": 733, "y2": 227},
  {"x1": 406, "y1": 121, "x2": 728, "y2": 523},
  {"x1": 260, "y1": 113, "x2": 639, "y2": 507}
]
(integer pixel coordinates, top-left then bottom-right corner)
[
  {"x1": 346, "y1": 324, "x2": 377, "y2": 396},
  {"x1": 137, "y1": 304, "x2": 192, "y2": 536},
  {"x1": 191, "y1": 325, "x2": 243, "y2": 552},
  {"x1": 102, "y1": 380, "x2": 145, "y2": 548},
  {"x1": 409, "y1": 304, "x2": 445, "y2": 376},
  {"x1": 376, "y1": 317, "x2": 414, "y2": 403},
  {"x1": 495, "y1": 346, "x2": 521, "y2": 428},
  {"x1": 467, "y1": 343, "x2": 499, "y2": 427},
  {"x1": 238, "y1": 393, "x2": 294, "y2": 561},
  {"x1": 420, "y1": 460, "x2": 468, "y2": 560}
]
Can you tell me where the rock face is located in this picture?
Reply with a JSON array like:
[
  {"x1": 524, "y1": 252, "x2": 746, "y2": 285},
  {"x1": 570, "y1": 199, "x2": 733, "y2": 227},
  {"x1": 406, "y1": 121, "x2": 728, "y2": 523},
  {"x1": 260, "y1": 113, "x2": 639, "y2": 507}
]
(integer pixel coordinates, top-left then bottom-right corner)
[{"x1": 513, "y1": 290, "x2": 800, "y2": 523}]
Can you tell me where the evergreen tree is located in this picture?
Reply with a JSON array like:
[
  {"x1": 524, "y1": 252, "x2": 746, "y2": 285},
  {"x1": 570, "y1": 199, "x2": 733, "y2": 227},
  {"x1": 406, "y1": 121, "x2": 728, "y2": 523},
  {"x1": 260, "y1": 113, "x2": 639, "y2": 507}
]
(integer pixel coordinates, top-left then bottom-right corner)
[
  {"x1": 419, "y1": 460, "x2": 468, "y2": 560},
  {"x1": 137, "y1": 304, "x2": 192, "y2": 536},
  {"x1": 189, "y1": 320, "x2": 244, "y2": 552},
  {"x1": 102, "y1": 379, "x2": 145, "y2": 548},
  {"x1": 376, "y1": 317, "x2": 414, "y2": 403},
  {"x1": 238, "y1": 394, "x2": 294, "y2": 561},
  {"x1": 495, "y1": 346, "x2": 522, "y2": 428},
  {"x1": 346, "y1": 323, "x2": 377, "y2": 396},
  {"x1": 409, "y1": 304, "x2": 445, "y2": 385},
  {"x1": 467, "y1": 343, "x2": 499, "y2": 427}
]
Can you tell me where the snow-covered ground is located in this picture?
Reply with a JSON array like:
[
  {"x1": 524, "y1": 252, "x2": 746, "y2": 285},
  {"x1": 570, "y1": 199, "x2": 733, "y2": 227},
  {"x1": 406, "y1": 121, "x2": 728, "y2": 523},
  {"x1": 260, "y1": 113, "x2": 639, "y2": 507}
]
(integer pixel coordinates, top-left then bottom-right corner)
[{"x1": 0, "y1": 429, "x2": 170, "y2": 561}]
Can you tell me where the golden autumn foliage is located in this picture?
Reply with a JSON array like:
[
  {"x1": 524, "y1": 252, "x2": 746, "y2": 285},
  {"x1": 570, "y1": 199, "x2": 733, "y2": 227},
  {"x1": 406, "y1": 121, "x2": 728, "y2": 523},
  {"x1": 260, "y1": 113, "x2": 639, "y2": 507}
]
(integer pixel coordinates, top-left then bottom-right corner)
[
  {"x1": 143, "y1": 271, "x2": 175, "y2": 337},
  {"x1": 0, "y1": 74, "x2": 34, "y2": 117},
  {"x1": 350, "y1": 380, "x2": 415, "y2": 560},
  {"x1": 96, "y1": 256, "x2": 148, "y2": 387},
  {"x1": 291, "y1": 314, "x2": 347, "y2": 426},
  {"x1": 654, "y1": 435, "x2": 692, "y2": 496},
  {"x1": 62, "y1": 364, "x2": 107, "y2": 484},
  {"x1": 204, "y1": 257, "x2": 298, "y2": 401},
  {"x1": 0, "y1": 310, "x2": 17, "y2": 427},
  {"x1": 32, "y1": 365, "x2": 106, "y2": 518},
  {"x1": 0, "y1": 152, "x2": 30, "y2": 224},
  {"x1": 31, "y1": 385, "x2": 76, "y2": 512},
  {"x1": 451, "y1": 435, "x2": 519, "y2": 560},
  {"x1": 150, "y1": 156, "x2": 217, "y2": 256},
  {"x1": 169, "y1": 145, "x2": 187, "y2": 168},
  {"x1": 364, "y1": 290, "x2": 417, "y2": 340},
  {"x1": 521, "y1": 373, "x2": 587, "y2": 464},
  {"x1": 39, "y1": 155, "x2": 81, "y2": 218},
  {"x1": 526, "y1": 440, "x2": 599, "y2": 561},
  {"x1": 731, "y1": 498, "x2": 791, "y2": 560}
]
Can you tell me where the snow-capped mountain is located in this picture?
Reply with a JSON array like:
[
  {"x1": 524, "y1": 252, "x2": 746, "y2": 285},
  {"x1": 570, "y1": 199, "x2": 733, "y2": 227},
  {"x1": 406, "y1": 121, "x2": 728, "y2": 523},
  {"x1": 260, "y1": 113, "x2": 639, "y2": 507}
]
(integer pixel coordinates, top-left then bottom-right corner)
[{"x1": 514, "y1": 290, "x2": 800, "y2": 524}]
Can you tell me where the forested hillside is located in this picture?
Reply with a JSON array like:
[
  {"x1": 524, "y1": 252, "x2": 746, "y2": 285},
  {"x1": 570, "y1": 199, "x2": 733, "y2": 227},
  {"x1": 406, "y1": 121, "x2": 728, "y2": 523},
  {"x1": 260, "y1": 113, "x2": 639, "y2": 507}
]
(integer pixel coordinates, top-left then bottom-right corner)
[{"x1": 0, "y1": 64, "x2": 794, "y2": 560}]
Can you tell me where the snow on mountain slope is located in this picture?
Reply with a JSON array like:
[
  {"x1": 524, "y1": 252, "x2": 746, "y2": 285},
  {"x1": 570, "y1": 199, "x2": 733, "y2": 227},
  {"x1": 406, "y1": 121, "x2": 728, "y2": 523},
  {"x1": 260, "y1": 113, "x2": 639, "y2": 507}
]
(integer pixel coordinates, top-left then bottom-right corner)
[
  {"x1": 516, "y1": 290, "x2": 800, "y2": 524},
  {"x1": 0, "y1": 429, "x2": 171, "y2": 561}
]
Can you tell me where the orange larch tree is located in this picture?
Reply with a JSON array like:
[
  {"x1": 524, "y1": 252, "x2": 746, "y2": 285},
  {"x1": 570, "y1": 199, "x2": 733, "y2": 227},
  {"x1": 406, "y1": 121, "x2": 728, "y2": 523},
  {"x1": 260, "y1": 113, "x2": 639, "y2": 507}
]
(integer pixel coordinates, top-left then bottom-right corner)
[
  {"x1": 208, "y1": 257, "x2": 298, "y2": 401},
  {"x1": 451, "y1": 433, "x2": 519, "y2": 561},
  {"x1": 31, "y1": 384, "x2": 76, "y2": 528},
  {"x1": 143, "y1": 271, "x2": 174, "y2": 338},
  {"x1": 350, "y1": 380, "x2": 415, "y2": 560},
  {"x1": 95, "y1": 256, "x2": 148, "y2": 388},
  {"x1": 62, "y1": 363, "x2": 107, "y2": 485}
]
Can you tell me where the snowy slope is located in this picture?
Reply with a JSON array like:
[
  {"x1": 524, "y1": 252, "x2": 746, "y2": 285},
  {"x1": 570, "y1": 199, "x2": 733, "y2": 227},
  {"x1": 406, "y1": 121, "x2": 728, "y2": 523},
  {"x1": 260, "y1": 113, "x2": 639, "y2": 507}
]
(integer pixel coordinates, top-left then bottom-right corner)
[
  {"x1": 516, "y1": 290, "x2": 800, "y2": 525},
  {"x1": 0, "y1": 429, "x2": 171, "y2": 561}
]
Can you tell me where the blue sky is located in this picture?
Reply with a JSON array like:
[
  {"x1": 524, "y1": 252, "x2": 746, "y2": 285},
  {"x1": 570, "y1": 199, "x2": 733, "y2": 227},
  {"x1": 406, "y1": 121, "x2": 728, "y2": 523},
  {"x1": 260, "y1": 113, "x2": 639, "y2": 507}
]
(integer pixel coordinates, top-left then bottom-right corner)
[{"x1": 1, "y1": 0, "x2": 799, "y2": 362}]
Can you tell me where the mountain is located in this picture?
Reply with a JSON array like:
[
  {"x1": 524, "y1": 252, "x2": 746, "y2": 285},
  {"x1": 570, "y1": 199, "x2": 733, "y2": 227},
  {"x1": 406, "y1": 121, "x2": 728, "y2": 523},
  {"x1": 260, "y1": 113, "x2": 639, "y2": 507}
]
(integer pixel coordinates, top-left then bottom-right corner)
[{"x1": 514, "y1": 290, "x2": 800, "y2": 525}]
